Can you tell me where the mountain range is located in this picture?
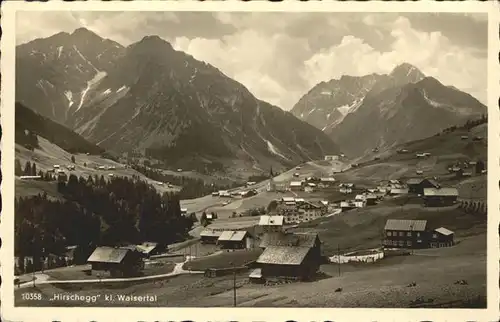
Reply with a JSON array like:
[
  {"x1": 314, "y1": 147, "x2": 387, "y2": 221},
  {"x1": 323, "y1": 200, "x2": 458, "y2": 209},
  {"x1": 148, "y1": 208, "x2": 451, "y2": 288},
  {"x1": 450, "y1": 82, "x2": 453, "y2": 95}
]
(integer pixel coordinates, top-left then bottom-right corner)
[
  {"x1": 291, "y1": 63, "x2": 487, "y2": 158},
  {"x1": 16, "y1": 28, "x2": 339, "y2": 175}
]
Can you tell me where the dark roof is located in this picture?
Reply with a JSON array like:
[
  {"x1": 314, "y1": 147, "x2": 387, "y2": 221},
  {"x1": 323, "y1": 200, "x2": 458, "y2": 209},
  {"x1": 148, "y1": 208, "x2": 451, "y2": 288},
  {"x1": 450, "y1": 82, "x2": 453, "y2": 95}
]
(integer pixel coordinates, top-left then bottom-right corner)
[
  {"x1": 256, "y1": 246, "x2": 310, "y2": 265},
  {"x1": 87, "y1": 247, "x2": 130, "y2": 264},
  {"x1": 384, "y1": 219, "x2": 427, "y2": 232},
  {"x1": 259, "y1": 232, "x2": 319, "y2": 248}
]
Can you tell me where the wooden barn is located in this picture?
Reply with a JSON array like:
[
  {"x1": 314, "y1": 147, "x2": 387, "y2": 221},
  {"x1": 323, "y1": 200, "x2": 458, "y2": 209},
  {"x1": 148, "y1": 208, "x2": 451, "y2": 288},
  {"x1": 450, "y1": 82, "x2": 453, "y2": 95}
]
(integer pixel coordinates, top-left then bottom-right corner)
[
  {"x1": 200, "y1": 229, "x2": 223, "y2": 244},
  {"x1": 406, "y1": 178, "x2": 440, "y2": 195},
  {"x1": 423, "y1": 188, "x2": 459, "y2": 207},
  {"x1": 87, "y1": 246, "x2": 144, "y2": 277},
  {"x1": 217, "y1": 230, "x2": 255, "y2": 250},
  {"x1": 255, "y1": 232, "x2": 322, "y2": 281},
  {"x1": 430, "y1": 227, "x2": 455, "y2": 248}
]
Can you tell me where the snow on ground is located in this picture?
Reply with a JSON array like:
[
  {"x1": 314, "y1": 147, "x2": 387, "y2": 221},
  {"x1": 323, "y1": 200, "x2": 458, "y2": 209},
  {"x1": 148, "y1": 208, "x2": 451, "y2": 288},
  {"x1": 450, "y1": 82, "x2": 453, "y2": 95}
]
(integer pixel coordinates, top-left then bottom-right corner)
[
  {"x1": 57, "y1": 46, "x2": 63, "y2": 59},
  {"x1": 103, "y1": 88, "x2": 111, "y2": 95},
  {"x1": 117, "y1": 85, "x2": 127, "y2": 92}
]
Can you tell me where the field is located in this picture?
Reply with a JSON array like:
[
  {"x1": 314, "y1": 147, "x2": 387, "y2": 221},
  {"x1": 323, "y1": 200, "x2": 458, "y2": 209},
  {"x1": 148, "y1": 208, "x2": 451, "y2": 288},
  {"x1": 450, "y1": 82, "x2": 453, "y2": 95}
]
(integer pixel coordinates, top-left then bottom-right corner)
[
  {"x1": 15, "y1": 137, "x2": 181, "y2": 198},
  {"x1": 15, "y1": 233, "x2": 485, "y2": 307}
]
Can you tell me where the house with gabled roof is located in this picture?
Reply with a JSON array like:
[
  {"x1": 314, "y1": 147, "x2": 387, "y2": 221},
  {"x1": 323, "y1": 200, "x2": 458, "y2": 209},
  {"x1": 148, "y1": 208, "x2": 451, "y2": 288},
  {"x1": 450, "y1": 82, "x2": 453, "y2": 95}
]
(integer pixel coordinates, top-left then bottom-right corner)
[
  {"x1": 383, "y1": 219, "x2": 428, "y2": 249},
  {"x1": 217, "y1": 230, "x2": 255, "y2": 250},
  {"x1": 423, "y1": 187, "x2": 459, "y2": 207},
  {"x1": 255, "y1": 232, "x2": 322, "y2": 280},
  {"x1": 87, "y1": 246, "x2": 144, "y2": 277},
  {"x1": 407, "y1": 178, "x2": 440, "y2": 195},
  {"x1": 259, "y1": 215, "x2": 284, "y2": 233}
]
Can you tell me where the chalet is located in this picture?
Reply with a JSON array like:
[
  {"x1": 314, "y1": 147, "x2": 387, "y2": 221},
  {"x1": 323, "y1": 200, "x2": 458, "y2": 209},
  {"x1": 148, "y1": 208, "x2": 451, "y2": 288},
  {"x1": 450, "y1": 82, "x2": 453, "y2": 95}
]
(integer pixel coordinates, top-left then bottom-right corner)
[
  {"x1": 200, "y1": 229, "x2": 223, "y2": 244},
  {"x1": 98, "y1": 166, "x2": 106, "y2": 170},
  {"x1": 340, "y1": 187, "x2": 352, "y2": 194},
  {"x1": 258, "y1": 215, "x2": 284, "y2": 233},
  {"x1": 389, "y1": 188, "x2": 409, "y2": 196},
  {"x1": 423, "y1": 188, "x2": 459, "y2": 207},
  {"x1": 365, "y1": 194, "x2": 378, "y2": 205},
  {"x1": 462, "y1": 172, "x2": 473, "y2": 177},
  {"x1": 53, "y1": 164, "x2": 60, "y2": 169},
  {"x1": 355, "y1": 194, "x2": 367, "y2": 201},
  {"x1": 340, "y1": 201, "x2": 356, "y2": 211},
  {"x1": 473, "y1": 136, "x2": 483, "y2": 141},
  {"x1": 430, "y1": 227, "x2": 455, "y2": 248},
  {"x1": 293, "y1": 173, "x2": 300, "y2": 178},
  {"x1": 57, "y1": 172, "x2": 68, "y2": 182},
  {"x1": 406, "y1": 178, "x2": 440, "y2": 195},
  {"x1": 211, "y1": 192, "x2": 219, "y2": 197},
  {"x1": 297, "y1": 202, "x2": 325, "y2": 221},
  {"x1": 319, "y1": 177, "x2": 336, "y2": 185},
  {"x1": 217, "y1": 230, "x2": 255, "y2": 250},
  {"x1": 294, "y1": 198, "x2": 305, "y2": 204},
  {"x1": 383, "y1": 219, "x2": 428, "y2": 249},
  {"x1": 206, "y1": 213, "x2": 215, "y2": 220},
  {"x1": 281, "y1": 197, "x2": 296, "y2": 204},
  {"x1": 219, "y1": 190, "x2": 231, "y2": 197},
  {"x1": 246, "y1": 181, "x2": 256, "y2": 186},
  {"x1": 135, "y1": 242, "x2": 162, "y2": 257},
  {"x1": 324, "y1": 155, "x2": 339, "y2": 161},
  {"x1": 256, "y1": 232, "x2": 322, "y2": 280},
  {"x1": 289, "y1": 181, "x2": 303, "y2": 191},
  {"x1": 180, "y1": 208, "x2": 188, "y2": 216},
  {"x1": 87, "y1": 247, "x2": 144, "y2": 277},
  {"x1": 354, "y1": 200, "x2": 366, "y2": 208},
  {"x1": 267, "y1": 180, "x2": 288, "y2": 192},
  {"x1": 461, "y1": 135, "x2": 469, "y2": 140},
  {"x1": 416, "y1": 170, "x2": 424, "y2": 175}
]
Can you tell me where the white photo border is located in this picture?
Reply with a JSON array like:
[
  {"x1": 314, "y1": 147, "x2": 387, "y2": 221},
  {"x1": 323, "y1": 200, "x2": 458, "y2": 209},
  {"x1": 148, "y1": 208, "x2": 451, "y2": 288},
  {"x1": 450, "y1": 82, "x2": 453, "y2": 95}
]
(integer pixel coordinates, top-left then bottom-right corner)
[{"x1": 1, "y1": 1, "x2": 499, "y2": 321}]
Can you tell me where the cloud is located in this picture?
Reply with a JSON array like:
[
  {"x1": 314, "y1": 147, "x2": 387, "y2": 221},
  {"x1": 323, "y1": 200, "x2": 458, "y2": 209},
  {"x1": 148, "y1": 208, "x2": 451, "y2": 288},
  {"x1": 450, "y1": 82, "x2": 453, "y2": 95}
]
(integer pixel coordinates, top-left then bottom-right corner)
[
  {"x1": 16, "y1": 12, "x2": 487, "y2": 109},
  {"x1": 302, "y1": 16, "x2": 487, "y2": 105}
]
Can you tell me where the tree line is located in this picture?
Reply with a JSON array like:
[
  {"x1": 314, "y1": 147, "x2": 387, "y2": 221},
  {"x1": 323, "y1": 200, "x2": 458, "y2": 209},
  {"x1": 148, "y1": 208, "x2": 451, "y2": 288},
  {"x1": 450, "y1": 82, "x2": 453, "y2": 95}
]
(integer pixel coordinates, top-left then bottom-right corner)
[
  {"x1": 131, "y1": 164, "x2": 240, "y2": 199},
  {"x1": 15, "y1": 172, "x2": 196, "y2": 268}
]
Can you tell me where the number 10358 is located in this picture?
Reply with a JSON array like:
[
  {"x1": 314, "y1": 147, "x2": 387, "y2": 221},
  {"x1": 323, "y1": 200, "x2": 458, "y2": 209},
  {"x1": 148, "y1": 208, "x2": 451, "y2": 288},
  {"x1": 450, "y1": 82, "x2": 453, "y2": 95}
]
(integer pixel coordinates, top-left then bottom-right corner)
[{"x1": 21, "y1": 293, "x2": 42, "y2": 300}]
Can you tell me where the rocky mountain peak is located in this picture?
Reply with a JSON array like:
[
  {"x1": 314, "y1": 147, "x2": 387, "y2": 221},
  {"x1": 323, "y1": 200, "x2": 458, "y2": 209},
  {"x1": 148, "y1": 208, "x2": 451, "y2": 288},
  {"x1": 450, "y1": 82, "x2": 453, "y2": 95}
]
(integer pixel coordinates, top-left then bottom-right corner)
[{"x1": 390, "y1": 63, "x2": 425, "y2": 83}]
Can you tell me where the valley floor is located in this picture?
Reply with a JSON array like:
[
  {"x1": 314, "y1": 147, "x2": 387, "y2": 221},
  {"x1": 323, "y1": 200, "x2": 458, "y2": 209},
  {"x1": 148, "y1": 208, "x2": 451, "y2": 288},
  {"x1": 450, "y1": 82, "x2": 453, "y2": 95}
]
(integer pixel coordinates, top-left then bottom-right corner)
[{"x1": 15, "y1": 233, "x2": 486, "y2": 308}]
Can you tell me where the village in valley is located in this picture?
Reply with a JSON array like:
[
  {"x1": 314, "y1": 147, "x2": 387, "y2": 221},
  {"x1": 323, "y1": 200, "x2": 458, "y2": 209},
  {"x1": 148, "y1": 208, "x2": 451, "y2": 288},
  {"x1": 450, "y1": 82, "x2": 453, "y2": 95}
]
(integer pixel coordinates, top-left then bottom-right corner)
[
  {"x1": 14, "y1": 118, "x2": 488, "y2": 308},
  {"x1": 11, "y1": 11, "x2": 489, "y2": 309}
]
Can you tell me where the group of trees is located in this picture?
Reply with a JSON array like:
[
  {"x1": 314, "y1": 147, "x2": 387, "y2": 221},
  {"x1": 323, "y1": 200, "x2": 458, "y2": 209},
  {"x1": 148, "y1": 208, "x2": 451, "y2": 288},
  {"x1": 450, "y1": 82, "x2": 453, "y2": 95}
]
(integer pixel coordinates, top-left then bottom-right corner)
[
  {"x1": 459, "y1": 200, "x2": 487, "y2": 215},
  {"x1": 131, "y1": 164, "x2": 240, "y2": 199},
  {"x1": 440, "y1": 114, "x2": 487, "y2": 134},
  {"x1": 15, "y1": 173, "x2": 196, "y2": 264}
]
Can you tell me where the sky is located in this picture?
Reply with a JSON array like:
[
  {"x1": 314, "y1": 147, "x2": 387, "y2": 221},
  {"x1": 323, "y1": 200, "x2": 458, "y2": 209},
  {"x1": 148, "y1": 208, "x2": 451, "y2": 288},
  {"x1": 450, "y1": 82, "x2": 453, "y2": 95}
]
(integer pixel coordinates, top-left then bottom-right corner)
[{"x1": 16, "y1": 11, "x2": 488, "y2": 110}]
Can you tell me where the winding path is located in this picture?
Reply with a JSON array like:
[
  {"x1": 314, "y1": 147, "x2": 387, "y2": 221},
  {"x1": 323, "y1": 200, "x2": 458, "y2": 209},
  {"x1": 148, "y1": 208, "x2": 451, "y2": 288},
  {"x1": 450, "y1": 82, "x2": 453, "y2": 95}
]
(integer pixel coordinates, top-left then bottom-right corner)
[{"x1": 17, "y1": 260, "x2": 203, "y2": 289}]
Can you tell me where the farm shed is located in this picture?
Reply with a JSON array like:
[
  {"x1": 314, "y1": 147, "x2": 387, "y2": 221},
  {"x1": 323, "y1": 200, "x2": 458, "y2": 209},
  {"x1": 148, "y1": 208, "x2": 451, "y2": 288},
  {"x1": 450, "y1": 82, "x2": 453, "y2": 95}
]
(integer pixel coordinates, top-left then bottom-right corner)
[
  {"x1": 255, "y1": 232, "x2": 322, "y2": 280},
  {"x1": 430, "y1": 227, "x2": 455, "y2": 248},
  {"x1": 217, "y1": 230, "x2": 255, "y2": 250},
  {"x1": 87, "y1": 247, "x2": 144, "y2": 277},
  {"x1": 135, "y1": 242, "x2": 163, "y2": 257},
  {"x1": 423, "y1": 188, "x2": 459, "y2": 207},
  {"x1": 406, "y1": 178, "x2": 440, "y2": 195},
  {"x1": 389, "y1": 188, "x2": 409, "y2": 196},
  {"x1": 383, "y1": 219, "x2": 428, "y2": 249},
  {"x1": 200, "y1": 229, "x2": 223, "y2": 244}
]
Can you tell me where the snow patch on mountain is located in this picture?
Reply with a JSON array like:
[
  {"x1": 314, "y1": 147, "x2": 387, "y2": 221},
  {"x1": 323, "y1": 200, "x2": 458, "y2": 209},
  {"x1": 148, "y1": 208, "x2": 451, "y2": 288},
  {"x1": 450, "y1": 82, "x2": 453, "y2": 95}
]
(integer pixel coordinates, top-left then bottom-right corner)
[
  {"x1": 76, "y1": 71, "x2": 107, "y2": 112},
  {"x1": 103, "y1": 88, "x2": 111, "y2": 95},
  {"x1": 266, "y1": 140, "x2": 287, "y2": 160},
  {"x1": 72, "y1": 45, "x2": 98, "y2": 72},
  {"x1": 64, "y1": 91, "x2": 74, "y2": 107},
  {"x1": 57, "y1": 46, "x2": 63, "y2": 58},
  {"x1": 421, "y1": 89, "x2": 445, "y2": 108},
  {"x1": 117, "y1": 85, "x2": 127, "y2": 92}
]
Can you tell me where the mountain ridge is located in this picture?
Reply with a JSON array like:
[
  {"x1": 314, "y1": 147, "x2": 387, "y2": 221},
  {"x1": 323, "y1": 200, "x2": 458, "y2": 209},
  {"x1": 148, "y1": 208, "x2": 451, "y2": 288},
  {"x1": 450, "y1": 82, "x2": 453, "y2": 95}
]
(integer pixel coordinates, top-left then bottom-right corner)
[
  {"x1": 16, "y1": 29, "x2": 340, "y2": 176},
  {"x1": 291, "y1": 63, "x2": 486, "y2": 158}
]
